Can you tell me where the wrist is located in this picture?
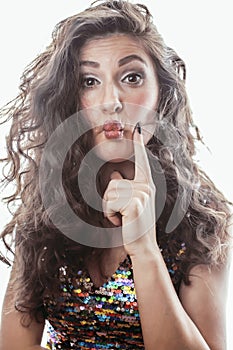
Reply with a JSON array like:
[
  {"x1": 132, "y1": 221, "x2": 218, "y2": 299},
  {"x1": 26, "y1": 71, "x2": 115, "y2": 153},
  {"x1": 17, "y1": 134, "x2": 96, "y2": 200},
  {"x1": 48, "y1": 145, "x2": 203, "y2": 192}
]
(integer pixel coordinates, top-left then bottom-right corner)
[{"x1": 130, "y1": 244, "x2": 161, "y2": 263}]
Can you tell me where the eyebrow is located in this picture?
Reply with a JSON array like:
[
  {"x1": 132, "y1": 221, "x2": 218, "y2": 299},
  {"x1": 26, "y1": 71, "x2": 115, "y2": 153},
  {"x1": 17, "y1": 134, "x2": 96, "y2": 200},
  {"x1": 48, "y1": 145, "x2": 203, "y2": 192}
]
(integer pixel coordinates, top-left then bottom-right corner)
[
  {"x1": 80, "y1": 60, "x2": 99, "y2": 68},
  {"x1": 118, "y1": 54, "x2": 147, "y2": 67},
  {"x1": 80, "y1": 54, "x2": 147, "y2": 68}
]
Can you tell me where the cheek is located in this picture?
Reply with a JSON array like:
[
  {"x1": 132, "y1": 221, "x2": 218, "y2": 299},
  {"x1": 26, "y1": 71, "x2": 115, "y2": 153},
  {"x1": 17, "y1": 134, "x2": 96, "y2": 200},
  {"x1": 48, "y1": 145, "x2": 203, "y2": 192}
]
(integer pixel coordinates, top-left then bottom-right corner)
[
  {"x1": 127, "y1": 88, "x2": 158, "y2": 110},
  {"x1": 127, "y1": 90, "x2": 145, "y2": 105},
  {"x1": 126, "y1": 89, "x2": 158, "y2": 142},
  {"x1": 124, "y1": 90, "x2": 158, "y2": 126},
  {"x1": 80, "y1": 94, "x2": 91, "y2": 109},
  {"x1": 80, "y1": 96, "x2": 101, "y2": 128},
  {"x1": 80, "y1": 89, "x2": 101, "y2": 110}
]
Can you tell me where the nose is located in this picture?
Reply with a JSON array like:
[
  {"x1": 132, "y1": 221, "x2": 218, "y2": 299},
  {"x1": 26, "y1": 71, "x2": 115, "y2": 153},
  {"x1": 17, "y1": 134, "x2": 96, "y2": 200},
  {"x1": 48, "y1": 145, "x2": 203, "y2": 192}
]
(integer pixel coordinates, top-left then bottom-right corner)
[{"x1": 101, "y1": 83, "x2": 123, "y2": 114}]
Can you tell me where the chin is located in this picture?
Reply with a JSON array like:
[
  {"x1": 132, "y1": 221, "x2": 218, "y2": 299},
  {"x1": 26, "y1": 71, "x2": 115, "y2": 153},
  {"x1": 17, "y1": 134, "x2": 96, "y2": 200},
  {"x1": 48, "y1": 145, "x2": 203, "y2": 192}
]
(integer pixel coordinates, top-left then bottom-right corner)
[
  {"x1": 95, "y1": 151, "x2": 134, "y2": 163},
  {"x1": 93, "y1": 139, "x2": 134, "y2": 163},
  {"x1": 108, "y1": 158, "x2": 128, "y2": 163},
  {"x1": 96, "y1": 148, "x2": 134, "y2": 163}
]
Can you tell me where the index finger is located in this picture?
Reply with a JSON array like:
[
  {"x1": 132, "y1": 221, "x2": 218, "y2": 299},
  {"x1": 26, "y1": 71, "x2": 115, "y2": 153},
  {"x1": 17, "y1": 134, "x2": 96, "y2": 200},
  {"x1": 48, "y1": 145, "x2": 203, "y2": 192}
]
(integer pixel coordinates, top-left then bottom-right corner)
[{"x1": 133, "y1": 122, "x2": 152, "y2": 182}]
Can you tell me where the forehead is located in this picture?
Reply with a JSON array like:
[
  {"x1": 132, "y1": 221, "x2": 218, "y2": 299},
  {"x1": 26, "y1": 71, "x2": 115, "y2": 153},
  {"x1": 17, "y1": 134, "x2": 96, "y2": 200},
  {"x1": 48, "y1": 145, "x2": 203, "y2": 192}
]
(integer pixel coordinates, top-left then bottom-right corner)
[{"x1": 80, "y1": 34, "x2": 151, "y2": 62}]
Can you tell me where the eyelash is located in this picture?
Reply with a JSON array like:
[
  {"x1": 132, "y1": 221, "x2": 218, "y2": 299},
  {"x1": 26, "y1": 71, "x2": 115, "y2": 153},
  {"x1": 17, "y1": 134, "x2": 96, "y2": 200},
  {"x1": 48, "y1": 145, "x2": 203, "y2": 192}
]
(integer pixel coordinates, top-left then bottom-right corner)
[
  {"x1": 122, "y1": 72, "x2": 144, "y2": 85},
  {"x1": 81, "y1": 72, "x2": 145, "y2": 88},
  {"x1": 81, "y1": 76, "x2": 100, "y2": 88}
]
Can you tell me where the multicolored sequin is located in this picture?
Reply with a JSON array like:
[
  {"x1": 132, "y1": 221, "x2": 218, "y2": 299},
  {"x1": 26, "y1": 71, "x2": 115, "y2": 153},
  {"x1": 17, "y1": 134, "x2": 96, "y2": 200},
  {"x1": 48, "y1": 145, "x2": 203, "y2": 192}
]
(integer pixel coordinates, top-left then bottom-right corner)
[{"x1": 44, "y1": 242, "x2": 186, "y2": 349}]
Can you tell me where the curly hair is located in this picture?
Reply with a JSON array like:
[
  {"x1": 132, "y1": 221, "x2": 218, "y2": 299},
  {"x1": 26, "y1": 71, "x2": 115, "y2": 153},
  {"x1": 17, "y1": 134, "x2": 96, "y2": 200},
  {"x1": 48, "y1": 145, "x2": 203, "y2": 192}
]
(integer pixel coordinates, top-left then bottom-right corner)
[{"x1": 0, "y1": 0, "x2": 232, "y2": 326}]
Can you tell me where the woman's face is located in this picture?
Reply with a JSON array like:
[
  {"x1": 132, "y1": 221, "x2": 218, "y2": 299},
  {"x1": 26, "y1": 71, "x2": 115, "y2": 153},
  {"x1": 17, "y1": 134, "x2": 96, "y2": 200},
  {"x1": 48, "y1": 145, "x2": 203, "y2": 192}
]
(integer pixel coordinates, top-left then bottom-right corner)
[{"x1": 79, "y1": 34, "x2": 159, "y2": 162}]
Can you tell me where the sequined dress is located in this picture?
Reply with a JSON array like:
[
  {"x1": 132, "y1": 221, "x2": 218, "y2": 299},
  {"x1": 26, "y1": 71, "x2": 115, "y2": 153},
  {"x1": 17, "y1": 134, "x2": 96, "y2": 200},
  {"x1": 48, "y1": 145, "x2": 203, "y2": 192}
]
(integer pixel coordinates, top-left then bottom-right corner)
[{"x1": 44, "y1": 241, "x2": 186, "y2": 349}]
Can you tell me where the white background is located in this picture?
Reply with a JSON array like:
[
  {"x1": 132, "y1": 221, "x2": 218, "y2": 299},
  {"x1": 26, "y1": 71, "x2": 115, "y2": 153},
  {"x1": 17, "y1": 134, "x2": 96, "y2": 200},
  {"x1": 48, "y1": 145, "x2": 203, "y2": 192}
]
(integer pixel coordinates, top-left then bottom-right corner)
[{"x1": 0, "y1": 0, "x2": 232, "y2": 348}]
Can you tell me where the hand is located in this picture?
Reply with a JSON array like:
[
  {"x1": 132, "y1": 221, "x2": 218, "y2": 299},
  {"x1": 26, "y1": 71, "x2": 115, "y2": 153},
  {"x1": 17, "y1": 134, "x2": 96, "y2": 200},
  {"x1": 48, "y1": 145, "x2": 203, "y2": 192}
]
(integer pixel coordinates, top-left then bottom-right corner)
[{"x1": 102, "y1": 123, "x2": 157, "y2": 257}]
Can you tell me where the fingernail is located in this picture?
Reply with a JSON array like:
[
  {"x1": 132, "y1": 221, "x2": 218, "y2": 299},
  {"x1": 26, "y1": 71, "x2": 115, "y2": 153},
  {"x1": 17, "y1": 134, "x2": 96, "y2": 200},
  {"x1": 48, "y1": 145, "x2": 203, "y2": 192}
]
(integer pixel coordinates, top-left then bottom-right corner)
[{"x1": 136, "y1": 121, "x2": 141, "y2": 134}]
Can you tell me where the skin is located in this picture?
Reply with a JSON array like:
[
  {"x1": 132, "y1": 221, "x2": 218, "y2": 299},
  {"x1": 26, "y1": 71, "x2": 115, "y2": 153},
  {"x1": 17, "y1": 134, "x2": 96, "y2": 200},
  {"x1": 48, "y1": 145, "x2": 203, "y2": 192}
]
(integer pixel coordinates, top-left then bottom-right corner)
[
  {"x1": 79, "y1": 34, "x2": 159, "y2": 165},
  {"x1": 0, "y1": 34, "x2": 230, "y2": 350}
]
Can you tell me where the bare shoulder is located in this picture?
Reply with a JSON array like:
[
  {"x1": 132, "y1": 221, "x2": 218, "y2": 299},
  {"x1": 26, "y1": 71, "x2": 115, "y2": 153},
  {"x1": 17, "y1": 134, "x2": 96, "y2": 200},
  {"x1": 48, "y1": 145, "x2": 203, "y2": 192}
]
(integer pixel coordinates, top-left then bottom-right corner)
[
  {"x1": 0, "y1": 265, "x2": 45, "y2": 350},
  {"x1": 179, "y1": 261, "x2": 231, "y2": 350},
  {"x1": 180, "y1": 261, "x2": 231, "y2": 299}
]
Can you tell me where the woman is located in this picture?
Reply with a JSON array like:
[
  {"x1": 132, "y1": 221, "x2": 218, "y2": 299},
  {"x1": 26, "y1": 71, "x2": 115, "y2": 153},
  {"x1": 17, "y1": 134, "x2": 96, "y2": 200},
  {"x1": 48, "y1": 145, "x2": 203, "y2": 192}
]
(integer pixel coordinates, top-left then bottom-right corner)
[{"x1": 0, "y1": 1, "x2": 232, "y2": 349}]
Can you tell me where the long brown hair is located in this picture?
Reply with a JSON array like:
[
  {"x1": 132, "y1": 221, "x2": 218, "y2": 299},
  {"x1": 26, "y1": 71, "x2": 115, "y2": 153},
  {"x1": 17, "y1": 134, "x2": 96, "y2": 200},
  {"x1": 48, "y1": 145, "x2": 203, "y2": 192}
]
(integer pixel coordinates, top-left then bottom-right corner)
[{"x1": 0, "y1": 0, "x2": 232, "y2": 325}]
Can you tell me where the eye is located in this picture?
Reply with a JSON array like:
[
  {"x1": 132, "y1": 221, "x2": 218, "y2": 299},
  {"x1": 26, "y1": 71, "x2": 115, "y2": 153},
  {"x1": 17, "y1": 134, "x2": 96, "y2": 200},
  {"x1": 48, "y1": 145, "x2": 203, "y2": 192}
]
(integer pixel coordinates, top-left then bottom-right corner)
[
  {"x1": 81, "y1": 76, "x2": 100, "y2": 88},
  {"x1": 122, "y1": 73, "x2": 143, "y2": 85}
]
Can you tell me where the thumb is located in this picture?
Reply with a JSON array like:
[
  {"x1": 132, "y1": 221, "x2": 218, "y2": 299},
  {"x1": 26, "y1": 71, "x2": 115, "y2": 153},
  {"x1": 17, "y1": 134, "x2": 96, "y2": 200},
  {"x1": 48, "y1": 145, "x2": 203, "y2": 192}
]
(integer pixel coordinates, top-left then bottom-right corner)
[{"x1": 110, "y1": 171, "x2": 123, "y2": 180}]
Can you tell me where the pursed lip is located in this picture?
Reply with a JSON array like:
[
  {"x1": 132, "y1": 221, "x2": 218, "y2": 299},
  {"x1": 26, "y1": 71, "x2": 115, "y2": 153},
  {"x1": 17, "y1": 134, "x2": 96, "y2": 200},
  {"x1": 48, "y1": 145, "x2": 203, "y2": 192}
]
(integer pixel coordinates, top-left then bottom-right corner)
[{"x1": 103, "y1": 120, "x2": 124, "y2": 131}]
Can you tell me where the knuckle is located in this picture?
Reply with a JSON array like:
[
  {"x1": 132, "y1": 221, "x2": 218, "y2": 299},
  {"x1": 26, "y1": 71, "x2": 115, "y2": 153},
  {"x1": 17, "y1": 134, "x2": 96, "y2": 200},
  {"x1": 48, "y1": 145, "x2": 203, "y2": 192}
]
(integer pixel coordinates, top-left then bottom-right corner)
[
  {"x1": 131, "y1": 197, "x2": 143, "y2": 212},
  {"x1": 108, "y1": 179, "x2": 118, "y2": 191},
  {"x1": 122, "y1": 179, "x2": 132, "y2": 191},
  {"x1": 141, "y1": 183, "x2": 155, "y2": 196},
  {"x1": 150, "y1": 183, "x2": 156, "y2": 194}
]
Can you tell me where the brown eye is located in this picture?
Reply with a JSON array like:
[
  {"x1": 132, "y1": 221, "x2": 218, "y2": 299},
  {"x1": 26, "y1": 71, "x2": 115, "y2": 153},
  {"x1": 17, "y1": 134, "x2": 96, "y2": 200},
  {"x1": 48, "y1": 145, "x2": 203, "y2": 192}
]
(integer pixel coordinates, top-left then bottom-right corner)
[
  {"x1": 81, "y1": 77, "x2": 100, "y2": 88},
  {"x1": 122, "y1": 72, "x2": 144, "y2": 85}
]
